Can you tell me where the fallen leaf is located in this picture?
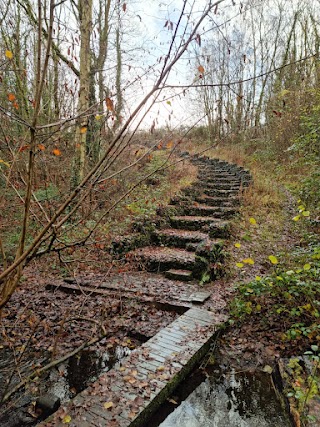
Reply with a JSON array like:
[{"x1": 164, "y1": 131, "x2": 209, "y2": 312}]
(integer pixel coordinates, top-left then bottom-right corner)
[
  {"x1": 243, "y1": 258, "x2": 254, "y2": 265},
  {"x1": 52, "y1": 148, "x2": 61, "y2": 156},
  {"x1": 268, "y1": 255, "x2": 278, "y2": 265},
  {"x1": 62, "y1": 415, "x2": 72, "y2": 424},
  {"x1": 104, "y1": 401, "x2": 114, "y2": 410},
  {"x1": 262, "y1": 365, "x2": 273, "y2": 374}
]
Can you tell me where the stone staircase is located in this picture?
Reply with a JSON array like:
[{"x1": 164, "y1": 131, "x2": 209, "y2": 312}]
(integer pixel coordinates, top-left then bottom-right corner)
[
  {"x1": 42, "y1": 155, "x2": 252, "y2": 427},
  {"x1": 125, "y1": 155, "x2": 251, "y2": 283}
]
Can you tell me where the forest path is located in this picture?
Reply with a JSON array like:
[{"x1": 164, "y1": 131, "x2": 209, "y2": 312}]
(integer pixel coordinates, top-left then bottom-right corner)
[{"x1": 41, "y1": 155, "x2": 252, "y2": 427}]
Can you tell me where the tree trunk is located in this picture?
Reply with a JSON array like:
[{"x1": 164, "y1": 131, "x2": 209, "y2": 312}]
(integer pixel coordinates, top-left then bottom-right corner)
[{"x1": 72, "y1": 0, "x2": 93, "y2": 188}]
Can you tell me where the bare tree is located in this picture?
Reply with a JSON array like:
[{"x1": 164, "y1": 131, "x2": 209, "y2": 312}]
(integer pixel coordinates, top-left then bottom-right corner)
[{"x1": 0, "y1": 0, "x2": 227, "y2": 310}]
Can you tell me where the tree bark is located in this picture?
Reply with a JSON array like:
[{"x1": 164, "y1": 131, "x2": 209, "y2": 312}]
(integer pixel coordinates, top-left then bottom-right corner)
[{"x1": 72, "y1": 0, "x2": 93, "y2": 187}]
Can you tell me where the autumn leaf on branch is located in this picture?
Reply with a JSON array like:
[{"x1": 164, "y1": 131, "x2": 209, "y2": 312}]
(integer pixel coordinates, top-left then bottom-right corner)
[
  {"x1": 7, "y1": 93, "x2": 16, "y2": 102},
  {"x1": 5, "y1": 50, "x2": 13, "y2": 59},
  {"x1": 166, "y1": 141, "x2": 173, "y2": 149},
  {"x1": 52, "y1": 148, "x2": 62, "y2": 156},
  {"x1": 19, "y1": 145, "x2": 29, "y2": 152},
  {"x1": 106, "y1": 97, "x2": 115, "y2": 113}
]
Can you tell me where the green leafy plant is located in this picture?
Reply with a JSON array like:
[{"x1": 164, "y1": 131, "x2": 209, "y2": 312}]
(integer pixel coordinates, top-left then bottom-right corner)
[{"x1": 230, "y1": 244, "x2": 320, "y2": 343}]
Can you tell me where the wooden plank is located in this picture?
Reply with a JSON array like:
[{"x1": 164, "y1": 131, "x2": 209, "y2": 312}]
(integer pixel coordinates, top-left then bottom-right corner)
[
  {"x1": 187, "y1": 307, "x2": 216, "y2": 318},
  {"x1": 149, "y1": 337, "x2": 184, "y2": 351},
  {"x1": 133, "y1": 367, "x2": 166, "y2": 390},
  {"x1": 161, "y1": 324, "x2": 189, "y2": 336},
  {"x1": 156, "y1": 330, "x2": 188, "y2": 345},
  {"x1": 188, "y1": 291, "x2": 211, "y2": 303},
  {"x1": 175, "y1": 316, "x2": 211, "y2": 329},
  {"x1": 149, "y1": 343, "x2": 186, "y2": 361},
  {"x1": 170, "y1": 317, "x2": 196, "y2": 327},
  {"x1": 183, "y1": 308, "x2": 216, "y2": 323},
  {"x1": 150, "y1": 332, "x2": 186, "y2": 347},
  {"x1": 136, "y1": 359, "x2": 162, "y2": 373},
  {"x1": 153, "y1": 334, "x2": 193, "y2": 351},
  {"x1": 147, "y1": 343, "x2": 183, "y2": 360},
  {"x1": 146, "y1": 351, "x2": 167, "y2": 363},
  {"x1": 40, "y1": 308, "x2": 218, "y2": 427},
  {"x1": 187, "y1": 317, "x2": 217, "y2": 328}
]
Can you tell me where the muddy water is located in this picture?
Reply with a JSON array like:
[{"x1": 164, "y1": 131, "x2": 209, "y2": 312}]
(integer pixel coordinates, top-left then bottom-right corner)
[
  {"x1": 0, "y1": 346, "x2": 132, "y2": 427},
  {"x1": 159, "y1": 368, "x2": 291, "y2": 427}
]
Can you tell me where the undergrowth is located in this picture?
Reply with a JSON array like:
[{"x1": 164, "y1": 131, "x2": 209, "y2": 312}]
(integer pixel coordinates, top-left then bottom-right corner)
[{"x1": 230, "y1": 243, "x2": 320, "y2": 343}]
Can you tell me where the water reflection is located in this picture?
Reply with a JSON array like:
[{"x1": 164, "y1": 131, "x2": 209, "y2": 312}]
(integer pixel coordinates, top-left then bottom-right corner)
[
  {"x1": 159, "y1": 368, "x2": 291, "y2": 427},
  {"x1": 46, "y1": 345, "x2": 131, "y2": 402}
]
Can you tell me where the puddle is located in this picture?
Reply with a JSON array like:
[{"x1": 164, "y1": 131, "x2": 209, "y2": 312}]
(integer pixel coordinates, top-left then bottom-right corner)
[
  {"x1": 46, "y1": 344, "x2": 131, "y2": 403},
  {"x1": 0, "y1": 342, "x2": 133, "y2": 427},
  {"x1": 154, "y1": 366, "x2": 291, "y2": 427}
]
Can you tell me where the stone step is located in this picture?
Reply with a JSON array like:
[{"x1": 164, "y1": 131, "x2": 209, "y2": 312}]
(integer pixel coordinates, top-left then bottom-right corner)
[
  {"x1": 170, "y1": 215, "x2": 218, "y2": 230},
  {"x1": 203, "y1": 177, "x2": 241, "y2": 183},
  {"x1": 202, "y1": 182, "x2": 241, "y2": 191},
  {"x1": 203, "y1": 188, "x2": 239, "y2": 198},
  {"x1": 203, "y1": 180, "x2": 241, "y2": 188},
  {"x1": 194, "y1": 184, "x2": 241, "y2": 194},
  {"x1": 154, "y1": 228, "x2": 208, "y2": 248},
  {"x1": 170, "y1": 216, "x2": 230, "y2": 237},
  {"x1": 178, "y1": 204, "x2": 238, "y2": 219},
  {"x1": 195, "y1": 195, "x2": 240, "y2": 207},
  {"x1": 154, "y1": 228, "x2": 224, "y2": 255},
  {"x1": 132, "y1": 246, "x2": 197, "y2": 273},
  {"x1": 164, "y1": 269, "x2": 194, "y2": 281},
  {"x1": 198, "y1": 172, "x2": 237, "y2": 179}
]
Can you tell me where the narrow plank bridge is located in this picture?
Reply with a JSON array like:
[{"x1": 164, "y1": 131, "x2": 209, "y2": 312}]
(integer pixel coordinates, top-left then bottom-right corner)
[{"x1": 41, "y1": 307, "x2": 218, "y2": 427}]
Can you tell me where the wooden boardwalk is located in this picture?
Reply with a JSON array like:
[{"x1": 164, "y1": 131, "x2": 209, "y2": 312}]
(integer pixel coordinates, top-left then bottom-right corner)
[{"x1": 41, "y1": 307, "x2": 218, "y2": 427}]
